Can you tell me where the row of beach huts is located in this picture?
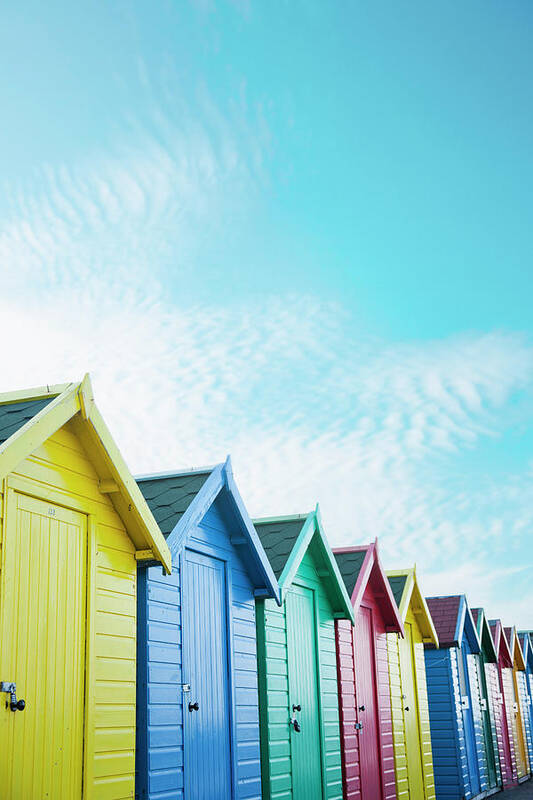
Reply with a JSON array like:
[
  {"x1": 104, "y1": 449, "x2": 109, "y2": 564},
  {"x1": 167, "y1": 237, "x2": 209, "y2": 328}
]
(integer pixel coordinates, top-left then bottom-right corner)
[{"x1": 0, "y1": 376, "x2": 531, "y2": 800}]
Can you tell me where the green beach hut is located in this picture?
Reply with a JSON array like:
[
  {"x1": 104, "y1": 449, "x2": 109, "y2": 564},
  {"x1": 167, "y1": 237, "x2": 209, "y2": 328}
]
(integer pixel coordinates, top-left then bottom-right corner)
[{"x1": 254, "y1": 506, "x2": 355, "y2": 800}]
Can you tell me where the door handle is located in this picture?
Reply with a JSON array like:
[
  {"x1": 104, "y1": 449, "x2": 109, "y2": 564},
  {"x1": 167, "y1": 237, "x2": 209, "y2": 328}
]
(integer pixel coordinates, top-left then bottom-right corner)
[
  {"x1": 0, "y1": 682, "x2": 25, "y2": 712},
  {"x1": 358, "y1": 704, "x2": 365, "y2": 711},
  {"x1": 404, "y1": 706, "x2": 410, "y2": 711},
  {"x1": 292, "y1": 704, "x2": 301, "y2": 712},
  {"x1": 355, "y1": 722, "x2": 363, "y2": 731},
  {"x1": 188, "y1": 701, "x2": 199, "y2": 712}
]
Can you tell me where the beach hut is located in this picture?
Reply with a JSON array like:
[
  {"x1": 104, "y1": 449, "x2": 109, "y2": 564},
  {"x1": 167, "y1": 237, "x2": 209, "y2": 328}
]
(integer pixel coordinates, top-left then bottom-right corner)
[
  {"x1": 490, "y1": 619, "x2": 518, "y2": 787},
  {"x1": 386, "y1": 568, "x2": 438, "y2": 800},
  {"x1": 424, "y1": 595, "x2": 488, "y2": 800},
  {"x1": 505, "y1": 626, "x2": 531, "y2": 782},
  {"x1": 518, "y1": 632, "x2": 533, "y2": 767},
  {"x1": 254, "y1": 507, "x2": 355, "y2": 800},
  {"x1": 0, "y1": 377, "x2": 171, "y2": 800},
  {"x1": 470, "y1": 608, "x2": 503, "y2": 793},
  {"x1": 333, "y1": 541, "x2": 404, "y2": 800},
  {"x1": 135, "y1": 459, "x2": 279, "y2": 800}
]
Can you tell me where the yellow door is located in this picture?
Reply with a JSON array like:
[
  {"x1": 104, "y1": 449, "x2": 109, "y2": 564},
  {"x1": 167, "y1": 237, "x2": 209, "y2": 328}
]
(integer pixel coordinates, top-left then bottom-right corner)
[
  {"x1": 512, "y1": 669, "x2": 529, "y2": 778},
  {"x1": 0, "y1": 491, "x2": 87, "y2": 799},
  {"x1": 399, "y1": 621, "x2": 425, "y2": 798}
]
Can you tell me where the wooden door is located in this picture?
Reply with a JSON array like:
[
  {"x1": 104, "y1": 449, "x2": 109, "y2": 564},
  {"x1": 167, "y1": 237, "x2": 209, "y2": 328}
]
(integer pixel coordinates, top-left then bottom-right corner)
[
  {"x1": 286, "y1": 584, "x2": 323, "y2": 800},
  {"x1": 457, "y1": 646, "x2": 481, "y2": 796},
  {"x1": 182, "y1": 549, "x2": 232, "y2": 800},
  {"x1": 512, "y1": 669, "x2": 529, "y2": 778},
  {"x1": 398, "y1": 622, "x2": 424, "y2": 798},
  {"x1": 476, "y1": 655, "x2": 498, "y2": 788},
  {"x1": 0, "y1": 491, "x2": 87, "y2": 799},
  {"x1": 354, "y1": 605, "x2": 382, "y2": 800}
]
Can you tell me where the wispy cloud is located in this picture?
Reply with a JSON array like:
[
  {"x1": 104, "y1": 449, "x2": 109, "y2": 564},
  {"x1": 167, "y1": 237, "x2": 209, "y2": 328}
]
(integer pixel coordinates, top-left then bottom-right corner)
[{"x1": 1, "y1": 80, "x2": 532, "y2": 627}]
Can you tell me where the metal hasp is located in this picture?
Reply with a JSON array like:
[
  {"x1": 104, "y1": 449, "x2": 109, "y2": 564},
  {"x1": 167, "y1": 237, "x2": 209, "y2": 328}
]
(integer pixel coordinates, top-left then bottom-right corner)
[
  {"x1": 0, "y1": 682, "x2": 25, "y2": 712},
  {"x1": 290, "y1": 717, "x2": 301, "y2": 733}
]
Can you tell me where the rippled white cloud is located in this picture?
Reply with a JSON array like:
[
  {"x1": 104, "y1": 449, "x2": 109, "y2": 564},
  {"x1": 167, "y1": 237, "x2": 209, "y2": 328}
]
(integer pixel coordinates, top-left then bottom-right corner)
[{"x1": 1, "y1": 90, "x2": 532, "y2": 627}]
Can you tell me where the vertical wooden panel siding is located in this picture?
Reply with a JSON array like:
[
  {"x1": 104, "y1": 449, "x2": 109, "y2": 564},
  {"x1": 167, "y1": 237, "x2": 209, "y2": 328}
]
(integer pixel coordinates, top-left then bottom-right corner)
[
  {"x1": 11, "y1": 423, "x2": 137, "y2": 800},
  {"x1": 257, "y1": 549, "x2": 343, "y2": 800},
  {"x1": 425, "y1": 648, "x2": 474, "y2": 800}
]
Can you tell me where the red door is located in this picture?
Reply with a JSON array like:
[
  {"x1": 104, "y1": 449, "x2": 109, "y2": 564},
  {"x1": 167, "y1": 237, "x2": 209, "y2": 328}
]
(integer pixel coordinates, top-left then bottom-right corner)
[{"x1": 354, "y1": 605, "x2": 382, "y2": 799}]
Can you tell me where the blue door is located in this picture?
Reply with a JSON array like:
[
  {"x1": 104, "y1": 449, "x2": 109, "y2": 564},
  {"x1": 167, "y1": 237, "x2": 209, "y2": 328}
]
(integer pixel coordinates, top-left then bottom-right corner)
[
  {"x1": 458, "y1": 645, "x2": 481, "y2": 796},
  {"x1": 182, "y1": 549, "x2": 232, "y2": 800}
]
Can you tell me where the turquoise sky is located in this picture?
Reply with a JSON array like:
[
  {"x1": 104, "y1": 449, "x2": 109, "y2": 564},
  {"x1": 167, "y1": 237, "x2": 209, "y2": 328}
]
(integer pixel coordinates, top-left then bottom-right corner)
[{"x1": 1, "y1": 1, "x2": 532, "y2": 624}]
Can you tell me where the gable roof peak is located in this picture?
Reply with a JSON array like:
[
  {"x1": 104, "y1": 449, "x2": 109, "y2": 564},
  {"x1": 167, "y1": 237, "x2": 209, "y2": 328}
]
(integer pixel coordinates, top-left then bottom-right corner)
[
  {"x1": 254, "y1": 508, "x2": 354, "y2": 623},
  {"x1": 334, "y1": 539, "x2": 403, "y2": 636},
  {"x1": 0, "y1": 375, "x2": 171, "y2": 572}
]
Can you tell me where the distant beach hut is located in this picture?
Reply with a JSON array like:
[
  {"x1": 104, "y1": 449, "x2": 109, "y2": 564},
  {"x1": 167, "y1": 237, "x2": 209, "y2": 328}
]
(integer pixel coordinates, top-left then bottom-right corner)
[
  {"x1": 490, "y1": 619, "x2": 519, "y2": 787},
  {"x1": 386, "y1": 567, "x2": 438, "y2": 800},
  {"x1": 135, "y1": 459, "x2": 279, "y2": 800},
  {"x1": 0, "y1": 377, "x2": 171, "y2": 800},
  {"x1": 518, "y1": 631, "x2": 533, "y2": 768},
  {"x1": 504, "y1": 626, "x2": 532, "y2": 782},
  {"x1": 333, "y1": 541, "x2": 404, "y2": 800},
  {"x1": 424, "y1": 595, "x2": 490, "y2": 800},
  {"x1": 470, "y1": 608, "x2": 503, "y2": 792},
  {"x1": 254, "y1": 507, "x2": 355, "y2": 800}
]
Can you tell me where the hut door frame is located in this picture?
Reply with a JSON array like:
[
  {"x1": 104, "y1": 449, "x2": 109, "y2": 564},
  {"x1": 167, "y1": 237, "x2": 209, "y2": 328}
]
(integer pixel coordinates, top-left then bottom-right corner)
[
  {"x1": 179, "y1": 546, "x2": 236, "y2": 800},
  {"x1": 285, "y1": 581, "x2": 325, "y2": 800},
  {"x1": 0, "y1": 477, "x2": 96, "y2": 800}
]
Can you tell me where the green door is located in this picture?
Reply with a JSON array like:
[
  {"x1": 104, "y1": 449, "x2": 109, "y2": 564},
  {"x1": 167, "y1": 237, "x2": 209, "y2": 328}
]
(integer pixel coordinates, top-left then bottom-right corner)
[
  {"x1": 286, "y1": 584, "x2": 323, "y2": 800},
  {"x1": 477, "y1": 655, "x2": 498, "y2": 788}
]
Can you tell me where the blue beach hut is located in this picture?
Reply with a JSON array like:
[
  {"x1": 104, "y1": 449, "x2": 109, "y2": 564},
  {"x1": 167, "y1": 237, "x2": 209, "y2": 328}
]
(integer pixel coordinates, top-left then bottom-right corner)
[
  {"x1": 424, "y1": 595, "x2": 493, "y2": 800},
  {"x1": 135, "y1": 458, "x2": 279, "y2": 800}
]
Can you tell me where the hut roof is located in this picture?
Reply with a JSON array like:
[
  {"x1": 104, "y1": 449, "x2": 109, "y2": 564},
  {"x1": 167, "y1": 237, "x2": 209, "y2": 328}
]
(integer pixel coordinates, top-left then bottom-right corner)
[
  {"x1": 254, "y1": 507, "x2": 355, "y2": 621},
  {"x1": 426, "y1": 595, "x2": 480, "y2": 651},
  {"x1": 386, "y1": 567, "x2": 438, "y2": 645},
  {"x1": 139, "y1": 459, "x2": 280, "y2": 604},
  {"x1": 489, "y1": 619, "x2": 513, "y2": 668},
  {"x1": 333, "y1": 542, "x2": 404, "y2": 635},
  {"x1": 0, "y1": 376, "x2": 171, "y2": 572},
  {"x1": 471, "y1": 607, "x2": 498, "y2": 662}
]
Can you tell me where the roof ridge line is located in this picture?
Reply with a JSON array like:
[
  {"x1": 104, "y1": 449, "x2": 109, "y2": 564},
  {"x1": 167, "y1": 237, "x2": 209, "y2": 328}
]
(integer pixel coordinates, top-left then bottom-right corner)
[{"x1": 136, "y1": 464, "x2": 221, "y2": 481}]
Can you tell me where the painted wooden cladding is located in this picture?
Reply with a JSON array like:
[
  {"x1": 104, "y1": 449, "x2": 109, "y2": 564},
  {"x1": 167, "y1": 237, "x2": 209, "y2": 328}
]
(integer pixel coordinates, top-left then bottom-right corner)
[
  {"x1": 137, "y1": 497, "x2": 263, "y2": 800},
  {"x1": 387, "y1": 616, "x2": 436, "y2": 800},
  {"x1": 465, "y1": 652, "x2": 489, "y2": 792},
  {"x1": 335, "y1": 608, "x2": 396, "y2": 800},
  {"x1": 512, "y1": 667, "x2": 531, "y2": 779},
  {"x1": 0, "y1": 493, "x2": 87, "y2": 798},
  {"x1": 256, "y1": 548, "x2": 343, "y2": 800},
  {"x1": 0, "y1": 422, "x2": 138, "y2": 800},
  {"x1": 502, "y1": 666, "x2": 528, "y2": 780},
  {"x1": 499, "y1": 665, "x2": 519, "y2": 785},
  {"x1": 485, "y1": 662, "x2": 510, "y2": 787},
  {"x1": 424, "y1": 648, "x2": 474, "y2": 800},
  {"x1": 516, "y1": 670, "x2": 533, "y2": 772}
]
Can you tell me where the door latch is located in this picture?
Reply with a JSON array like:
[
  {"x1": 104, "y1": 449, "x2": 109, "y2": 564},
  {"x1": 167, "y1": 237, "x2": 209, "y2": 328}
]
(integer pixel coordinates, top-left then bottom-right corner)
[
  {"x1": 290, "y1": 717, "x2": 301, "y2": 733},
  {"x1": 354, "y1": 722, "x2": 363, "y2": 731},
  {"x1": 0, "y1": 682, "x2": 25, "y2": 712}
]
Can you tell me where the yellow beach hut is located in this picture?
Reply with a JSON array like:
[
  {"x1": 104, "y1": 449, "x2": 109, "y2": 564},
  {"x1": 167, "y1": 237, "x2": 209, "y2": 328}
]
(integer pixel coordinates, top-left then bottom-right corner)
[
  {"x1": 0, "y1": 377, "x2": 171, "y2": 800},
  {"x1": 505, "y1": 626, "x2": 532, "y2": 782},
  {"x1": 387, "y1": 567, "x2": 439, "y2": 800}
]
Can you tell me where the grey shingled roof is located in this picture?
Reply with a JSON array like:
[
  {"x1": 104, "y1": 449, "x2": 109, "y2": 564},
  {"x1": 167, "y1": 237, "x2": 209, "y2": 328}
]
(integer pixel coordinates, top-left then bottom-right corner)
[
  {"x1": 334, "y1": 549, "x2": 368, "y2": 598},
  {"x1": 0, "y1": 397, "x2": 55, "y2": 445},
  {"x1": 137, "y1": 470, "x2": 213, "y2": 538},
  {"x1": 254, "y1": 517, "x2": 307, "y2": 580},
  {"x1": 388, "y1": 574, "x2": 408, "y2": 608}
]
